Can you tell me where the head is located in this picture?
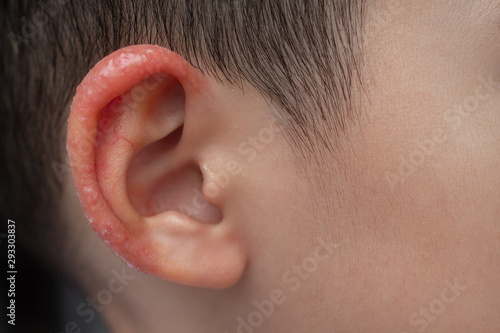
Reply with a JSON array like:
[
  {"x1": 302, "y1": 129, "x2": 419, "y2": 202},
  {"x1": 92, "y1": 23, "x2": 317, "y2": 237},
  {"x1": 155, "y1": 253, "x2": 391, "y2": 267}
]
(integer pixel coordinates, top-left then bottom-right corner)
[{"x1": 1, "y1": 0, "x2": 500, "y2": 332}]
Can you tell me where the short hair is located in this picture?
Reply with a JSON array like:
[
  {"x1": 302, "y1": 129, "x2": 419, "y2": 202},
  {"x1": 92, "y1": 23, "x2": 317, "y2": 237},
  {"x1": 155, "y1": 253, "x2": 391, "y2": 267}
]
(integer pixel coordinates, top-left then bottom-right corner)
[{"x1": 0, "y1": 0, "x2": 364, "y2": 249}]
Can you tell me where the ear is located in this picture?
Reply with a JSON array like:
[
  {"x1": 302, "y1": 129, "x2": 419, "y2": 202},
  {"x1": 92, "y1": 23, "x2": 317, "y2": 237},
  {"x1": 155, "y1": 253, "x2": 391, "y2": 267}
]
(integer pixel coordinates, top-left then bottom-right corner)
[{"x1": 66, "y1": 45, "x2": 246, "y2": 288}]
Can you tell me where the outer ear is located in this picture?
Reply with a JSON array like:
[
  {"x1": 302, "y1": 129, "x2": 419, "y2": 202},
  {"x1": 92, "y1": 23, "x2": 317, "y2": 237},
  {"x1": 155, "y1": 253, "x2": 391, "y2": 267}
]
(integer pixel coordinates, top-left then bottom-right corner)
[{"x1": 67, "y1": 45, "x2": 246, "y2": 288}]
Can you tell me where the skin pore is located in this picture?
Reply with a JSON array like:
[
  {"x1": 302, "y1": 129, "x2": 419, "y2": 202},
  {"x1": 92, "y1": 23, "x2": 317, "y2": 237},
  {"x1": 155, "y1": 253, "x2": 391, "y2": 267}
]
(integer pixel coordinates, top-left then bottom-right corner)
[{"x1": 60, "y1": 1, "x2": 499, "y2": 332}]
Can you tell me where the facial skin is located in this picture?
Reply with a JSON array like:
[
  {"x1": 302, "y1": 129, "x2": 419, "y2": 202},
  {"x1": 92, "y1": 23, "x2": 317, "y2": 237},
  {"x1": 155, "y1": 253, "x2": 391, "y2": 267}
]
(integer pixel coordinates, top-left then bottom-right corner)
[{"x1": 60, "y1": 1, "x2": 500, "y2": 332}]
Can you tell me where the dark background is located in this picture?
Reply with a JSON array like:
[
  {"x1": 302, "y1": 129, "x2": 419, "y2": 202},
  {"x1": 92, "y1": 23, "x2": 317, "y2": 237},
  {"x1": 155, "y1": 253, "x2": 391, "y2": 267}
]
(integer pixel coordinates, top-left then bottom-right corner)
[{"x1": 1, "y1": 226, "x2": 108, "y2": 333}]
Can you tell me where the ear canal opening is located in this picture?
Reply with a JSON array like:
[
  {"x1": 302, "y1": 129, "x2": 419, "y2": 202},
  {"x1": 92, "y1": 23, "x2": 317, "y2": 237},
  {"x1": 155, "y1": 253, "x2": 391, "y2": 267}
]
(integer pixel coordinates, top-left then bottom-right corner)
[
  {"x1": 127, "y1": 127, "x2": 223, "y2": 224},
  {"x1": 127, "y1": 163, "x2": 223, "y2": 224}
]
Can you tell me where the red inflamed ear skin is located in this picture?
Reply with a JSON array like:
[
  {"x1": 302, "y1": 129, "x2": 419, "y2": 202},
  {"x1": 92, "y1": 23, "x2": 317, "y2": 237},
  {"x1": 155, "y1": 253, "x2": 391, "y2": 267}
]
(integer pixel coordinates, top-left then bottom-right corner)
[{"x1": 66, "y1": 45, "x2": 247, "y2": 288}]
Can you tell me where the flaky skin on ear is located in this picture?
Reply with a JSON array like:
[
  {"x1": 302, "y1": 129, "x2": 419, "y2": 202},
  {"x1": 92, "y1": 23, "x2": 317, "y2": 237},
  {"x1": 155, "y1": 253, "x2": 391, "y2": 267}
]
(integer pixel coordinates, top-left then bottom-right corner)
[{"x1": 67, "y1": 45, "x2": 247, "y2": 288}]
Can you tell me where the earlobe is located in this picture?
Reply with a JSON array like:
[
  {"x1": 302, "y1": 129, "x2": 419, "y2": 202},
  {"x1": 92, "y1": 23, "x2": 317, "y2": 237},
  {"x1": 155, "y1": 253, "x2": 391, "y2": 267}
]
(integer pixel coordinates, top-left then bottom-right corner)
[{"x1": 67, "y1": 45, "x2": 246, "y2": 288}]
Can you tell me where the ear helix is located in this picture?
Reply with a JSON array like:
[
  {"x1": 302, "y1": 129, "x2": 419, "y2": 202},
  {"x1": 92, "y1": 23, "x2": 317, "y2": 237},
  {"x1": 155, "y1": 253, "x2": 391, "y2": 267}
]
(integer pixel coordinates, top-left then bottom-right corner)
[{"x1": 66, "y1": 45, "x2": 204, "y2": 274}]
